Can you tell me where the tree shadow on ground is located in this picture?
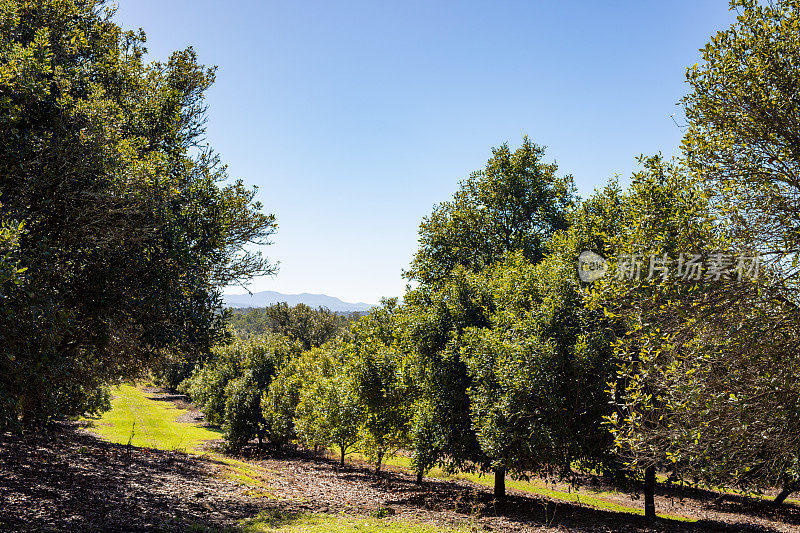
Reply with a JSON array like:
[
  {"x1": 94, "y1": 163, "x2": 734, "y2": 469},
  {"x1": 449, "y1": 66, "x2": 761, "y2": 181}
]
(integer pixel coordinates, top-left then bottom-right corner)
[
  {"x1": 2, "y1": 428, "x2": 795, "y2": 533},
  {"x1": 240, "y1": 443, "x2": 792, "y2": 533},
  {"x1": 0, "y1": 423, "x2": 271, "y2": 532},
  {"x1": 653, "y1": 480, "x2": 800, "y2": 527}
]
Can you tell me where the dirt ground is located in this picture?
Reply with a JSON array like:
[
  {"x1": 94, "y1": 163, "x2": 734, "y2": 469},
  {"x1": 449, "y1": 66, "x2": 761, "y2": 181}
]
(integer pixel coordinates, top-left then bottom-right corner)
[
  {"x1": 2, "y1": 422, "x2": 800, "y2": 532},
  {"x1": 2, "y1": 390, "x2": 800, "y2": 532}
]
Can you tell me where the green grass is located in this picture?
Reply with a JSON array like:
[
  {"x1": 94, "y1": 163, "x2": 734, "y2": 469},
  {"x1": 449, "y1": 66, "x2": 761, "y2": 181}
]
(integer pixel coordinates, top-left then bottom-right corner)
[
  {"x1": 83, "y1": 384, "x2": 223, "y2": 452},
  {"x1": 84, "y1": 384, "x2": 282, "y2": 497},
  {"x1": 435, "y1": 471, "x2": 692, "y2": 521},
  {"x1": 84, "y1": 388, "x2": 472, "y2": 531},
  {"x1": 239, "y1": 511, "x2": 471, "y2": 532},
  {"x1": 213, "y1": 455, "x2": 279, "y2": 491}
]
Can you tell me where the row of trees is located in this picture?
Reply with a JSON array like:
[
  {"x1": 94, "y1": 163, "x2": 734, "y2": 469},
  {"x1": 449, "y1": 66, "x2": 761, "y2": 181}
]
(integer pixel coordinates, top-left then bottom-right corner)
[
  {"x1": 183, "y1": 1, "x2": 800, "y2": 519},
  {"x1": 181, "y1": 335, "x2": 301, "y2": 450},
  {"x1": 183, "y1": 140, "x2": 626, "y2": 492},
  {"x1": 606, "y1": 0, "x2": 800, "y2": 511},
  {"x1": 184, "y1": 300, "x2": 407, "y2": 469}
]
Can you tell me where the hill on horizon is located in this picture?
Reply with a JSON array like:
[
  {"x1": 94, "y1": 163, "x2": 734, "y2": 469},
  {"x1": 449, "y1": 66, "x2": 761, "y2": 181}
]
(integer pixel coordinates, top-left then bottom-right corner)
[{"x1": 222, "y1": 291, "x2": 375, "y2": 313}]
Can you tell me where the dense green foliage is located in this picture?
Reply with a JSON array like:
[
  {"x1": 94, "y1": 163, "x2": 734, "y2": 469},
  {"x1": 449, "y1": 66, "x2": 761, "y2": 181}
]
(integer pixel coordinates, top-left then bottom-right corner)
[
  {"x1": 401, "y1": 268, "x2": 491, "y2": 481},
  {"x1": 0, "y1": 205, "x2": 23, "y2": 287},
  {"x1": 247, "y1": 2, "x2": 800, "y2": 505},
  {"x1": 405, "y1": 137, "x2": 575, "y2": 285},
  {"x1": 584, "y1": 157, "x2": 720, "y2": 515},
  {"x1": 346, "y1": 300, "x2": 410, "y2": 471},
  {"x1": 187, "y1": 301, "x2": 410, "y2": 471},
  {"x1": 401, "y1": 140, "x2": 581, "y2": 496},
  {"x1": 181, "y1": 335, "x2": 300, "y2": 451},
  {"x1": 261, "y1": 346, "x2": 332, "y2": 447},
  {"x1": 295, "y1": 359, "x2": 363, "y2": 466},
  {"x1": 0, "y1": 0, "x2": 277, "y2": 430},
  {"x1": 463, "y1": 247, "x2": 617, "y2": 482},
  {"x1": 683, "y1": 0, "x2": 800, "y2": 267}
]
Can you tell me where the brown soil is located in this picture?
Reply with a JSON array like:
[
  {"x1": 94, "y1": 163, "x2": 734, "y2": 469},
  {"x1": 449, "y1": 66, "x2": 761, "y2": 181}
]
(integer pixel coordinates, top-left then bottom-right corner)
[
  {"x1": 0, "y1": 423, "x2": 263, "y2": 532},
  {"x1": 2, "y1": 389, "x2": 798, "y2": 532},
  {"x1": 2, "y1": 424, "x2": 799, "y2": 532}
]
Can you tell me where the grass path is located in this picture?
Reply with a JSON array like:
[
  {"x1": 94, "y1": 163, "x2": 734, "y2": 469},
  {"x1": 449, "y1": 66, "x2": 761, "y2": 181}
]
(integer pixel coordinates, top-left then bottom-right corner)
[
  {"x1": 84, "y1": 384, "x2": 280, "y2": 494},
  {"x1": 241, "y1": 511, "x2": 471, "y2": 533},
  {"x1": 84, "y1": 384, "x2": 223, "y2": 452}
]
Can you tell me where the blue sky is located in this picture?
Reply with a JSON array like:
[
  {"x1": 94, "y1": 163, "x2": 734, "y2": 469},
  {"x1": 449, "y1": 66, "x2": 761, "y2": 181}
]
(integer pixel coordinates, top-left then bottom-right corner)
[{"x1": 115, "y1": 1, "x2": 735, "y2": 305}]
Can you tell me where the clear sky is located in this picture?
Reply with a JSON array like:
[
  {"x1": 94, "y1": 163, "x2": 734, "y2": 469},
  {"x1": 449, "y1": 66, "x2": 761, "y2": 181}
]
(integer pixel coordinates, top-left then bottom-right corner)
[{"x1": 114, "y1": 1, "x2": 735, "y2": 305}]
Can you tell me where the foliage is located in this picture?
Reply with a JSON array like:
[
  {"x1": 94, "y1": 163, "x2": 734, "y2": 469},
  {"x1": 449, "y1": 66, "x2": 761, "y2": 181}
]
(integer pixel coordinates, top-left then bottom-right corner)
[
  {"x1": 294, "y1": 344, "x2": 363, "y2": 465},
  {"x1": 683, "y1": 0, "x2": 800, "y2": 275},
  {"x1": 229, "y1": 303, "x2": 356, "y2": 348},
  {"x1": 0, "y1": 0, "x2": 277, "y2": 430},
  {"x1": 401, "y1": 138, "x2": 577, "y2": 495},
  {"x1": 400, "y1": 268, "x2": 491, "y2": 480},
  {"x1": 181, "y1": 335, "x2": 300, "y2": 451},
  {"x1": 587, "y1": 157, "x2": 729, "y2": 518},
  {"x1": 346, "y1": 299, "x2": 411, "y2": 471},
  {"x1": 604, "y1": 0, "x2": 800, "y2": 501},
  {"x1": 0, "y1": 208, "x2": 25, "y2": 420},
  {"x1": 462, "y1": 246, "x2": 617, "y2": 482},
  {"x1": 405, "y1": 137, "x2": 575, "y2": 285},
  {"x1": 261, "y1": 303, "x2": 410, "y2": 470},
  {"x1": 618, "y1": 295, "x2": 800, "y2": 495},
  {"x1": 261, "y1": 346, "x2": 335, "y2": 446},
  {"x1": 0, "y1": 206, "x2": 24, "y2": 288},
  {"x1": 9, "y1": 0, "x2": 800, "y2": 518}
]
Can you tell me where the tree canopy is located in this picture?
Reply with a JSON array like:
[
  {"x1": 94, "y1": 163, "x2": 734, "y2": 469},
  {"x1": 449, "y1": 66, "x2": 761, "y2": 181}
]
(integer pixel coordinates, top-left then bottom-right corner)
[
  {"x1": 228, "y1": 303, "x2": 355, "y2": 348},
  {"x1": 406, "y1": 137, "x2": 575, "y2": 285},
  {"x1": 602, "y1": 0, "x2": 800, "y2": 507},
  {"x1": 0, "y1": 0, "x2": 276, "y2": 430},
  {"x1": 401, "y1": 138, "x2": 579, "y2": 497}
]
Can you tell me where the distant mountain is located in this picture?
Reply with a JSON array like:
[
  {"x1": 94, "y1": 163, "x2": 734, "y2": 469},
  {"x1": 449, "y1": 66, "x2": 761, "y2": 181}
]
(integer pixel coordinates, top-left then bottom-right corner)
[{"x1": 222, "y1": 291, "x2": 375, "y2": 313}]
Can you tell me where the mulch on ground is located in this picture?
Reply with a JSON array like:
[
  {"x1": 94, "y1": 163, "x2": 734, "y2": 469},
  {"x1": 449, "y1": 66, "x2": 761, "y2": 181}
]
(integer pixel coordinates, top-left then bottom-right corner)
[
  {"x1": 1, "y1": 407, "x2": 798, "y2": 531},
  {"x1": 0, "y1": 422, "x2": 267, "y2": 532}
]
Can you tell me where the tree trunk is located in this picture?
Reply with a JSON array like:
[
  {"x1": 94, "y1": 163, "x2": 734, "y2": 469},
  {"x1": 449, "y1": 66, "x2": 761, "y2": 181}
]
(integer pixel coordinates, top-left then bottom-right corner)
[
  {"x1": 644, "y1": 465, "x2": 656, "y2": 520},
  {"x1": 415, "y1": 471, "x2": 423, "y2": 485},
  {"x1": 375, "y1": 451, "x2": 384, "y2": 473},
  {"x1": 340, "y1": 445, "x2": 346, "y2": 467},
  {"x1": 774, "y1": 484, "x2": 794, "y2": 505},
  {"x1": 494, "y1": 466, "x2": 506, "y2": 499}
]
